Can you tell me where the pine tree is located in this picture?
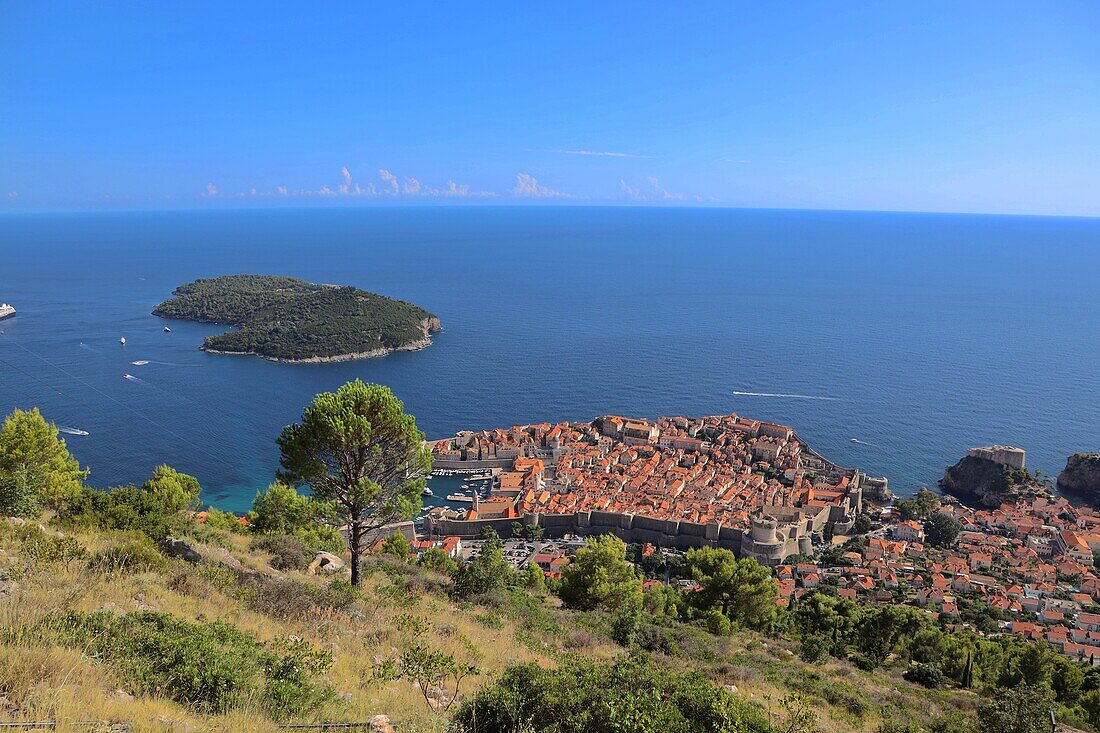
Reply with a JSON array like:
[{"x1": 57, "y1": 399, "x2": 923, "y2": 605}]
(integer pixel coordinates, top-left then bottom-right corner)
[{"x1": 961, "y1": 650, "x2": 974, "y2": 689}]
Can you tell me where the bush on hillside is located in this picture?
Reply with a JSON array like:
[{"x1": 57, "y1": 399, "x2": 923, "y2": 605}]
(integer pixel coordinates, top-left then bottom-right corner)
[
  {"x1": 57, "y1": 466, "x2": 202, "y2": 541},
  {"x1": 16, "y1": 524, "x2": 87, "y2": 570},
  {"x1": 454, "y1": 655, "x2": 772, "y2": 733},
  {"x1": 20, "y1": 610, "x2": 332, "y2": 717},
  {"x1": 250, "y1": 533, "x2": 313, "y2": 571},
  {"x1": 90, "y1": 535, "x2": 169, "y2": 574}
]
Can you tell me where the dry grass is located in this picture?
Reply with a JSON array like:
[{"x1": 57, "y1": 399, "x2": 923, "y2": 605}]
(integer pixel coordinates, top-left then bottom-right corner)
[
  {"x1": 0, "y1": 522, "x2": 567, "y2": 731},
  {"x1": 0, "y1": 520, "x2": 977, "y2": 732}
]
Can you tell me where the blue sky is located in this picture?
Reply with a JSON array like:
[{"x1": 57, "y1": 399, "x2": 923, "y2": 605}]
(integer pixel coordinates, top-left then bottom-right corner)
[{"x1": 2, "y1": 2, "x2": 1099, "y2": 215}]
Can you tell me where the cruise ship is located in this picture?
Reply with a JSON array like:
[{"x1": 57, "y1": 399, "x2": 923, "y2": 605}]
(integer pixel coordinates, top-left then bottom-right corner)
[{"x1": 0, "y1": 303, "x2": 15, "y2": 320}]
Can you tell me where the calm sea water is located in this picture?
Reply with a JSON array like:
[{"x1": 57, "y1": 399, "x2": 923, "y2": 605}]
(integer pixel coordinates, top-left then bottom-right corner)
[{"x1": 1, "y1": 207, "x2": 1098, "y2": 512}]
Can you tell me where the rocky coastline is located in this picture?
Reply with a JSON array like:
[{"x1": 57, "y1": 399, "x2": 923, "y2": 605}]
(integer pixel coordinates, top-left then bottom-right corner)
[
  {"x1": 202, "y1": 317, "x2": 440, "y2": 364},
  {"x1": 940, "y1": 453, "x2": 1050, "y2": 508},
  {"x1": 1058, "y1": 453, "x2": 1100, "y2": 497}
]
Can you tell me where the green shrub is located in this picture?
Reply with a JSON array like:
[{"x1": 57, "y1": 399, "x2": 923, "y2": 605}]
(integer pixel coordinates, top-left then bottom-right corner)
[
  {"x1": 90, "y1": 536, "x2": 169, "y2": 574},
  {"x1": 17, "y1": 525, "x2": 87, "y2": 569},
  {"x1": 250, "y1": 533, "x2": 313, "y2": 571},
  {"x1": 24, "y1": 610, "x2": 332, "y2": 717},
  {"x1": 904, "y1": 663, "x2": 946, "y2": 689},
  {"x1": 798, "y1": 633, "x2": 830, "y2": 664},
  {"x1": 454, "y1": 655, "x2": 771, "y2": 733}
]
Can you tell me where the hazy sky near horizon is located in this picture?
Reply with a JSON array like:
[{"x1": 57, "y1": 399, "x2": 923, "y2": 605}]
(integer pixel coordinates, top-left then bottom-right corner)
[{"x1": 2, "y1": 2, "x2": 1099, "y2": 215}]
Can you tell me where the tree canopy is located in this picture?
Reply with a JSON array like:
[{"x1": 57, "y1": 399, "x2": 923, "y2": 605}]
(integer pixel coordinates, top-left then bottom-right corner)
[
  {"x1": 0, "y1": 407, "x2": 88, "y2": 516},
  {"x1": 684, "y1": 548, "x2": 777, "y2": 630},
  {"x1": 277, "y1": 380, "x2": 430, "y2": 586},
  {"x1": 924, "y1": 512, "x2": 961, "y2": 548},
  {"x1": 558, "y1": 534, "x2": 643, "y2": 613}
]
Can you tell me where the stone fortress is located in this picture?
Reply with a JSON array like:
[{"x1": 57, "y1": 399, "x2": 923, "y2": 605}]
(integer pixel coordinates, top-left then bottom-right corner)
[
  {"x1": 967, "y1": 445, "x2": 1027, "y2": 471},
  {"x1": 424, "y1": 413, "x2": 882, "y2": 565}
]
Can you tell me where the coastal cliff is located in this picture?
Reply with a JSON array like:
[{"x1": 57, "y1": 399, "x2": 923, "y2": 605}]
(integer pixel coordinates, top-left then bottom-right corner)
[
  {"x1": 1058, "y1": 453, "x2": 1100, "y2": 497},
  {"x1": 940, "y1": 454, "x2": 1049, "y2": 507}
]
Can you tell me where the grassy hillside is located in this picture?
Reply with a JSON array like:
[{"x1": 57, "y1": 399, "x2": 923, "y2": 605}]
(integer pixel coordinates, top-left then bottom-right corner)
[{"x1": 0, "y1": 517, "x2": 988, "y2": 733}]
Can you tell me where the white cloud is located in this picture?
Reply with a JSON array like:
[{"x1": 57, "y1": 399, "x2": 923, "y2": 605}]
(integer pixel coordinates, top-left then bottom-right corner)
[
  {"x1": 379, "y1": 169, "x2": 399, "y2": 194},
  {"x1": 558, "y1": 149, "x2": 650, "y2": 159},
  {"x1": 6, "y1": 191, "x2": 17, "y2": 200},
  {"x1": 444, "y1": 181, "x2": 468, "y2": 197},
  {"x1": 648, "y1": 176, "x2": 683, "y2": 200},
  {"x1": 620, "y1": 179, "x2": 644, "y2": 201},
  {"x1": 512, "y1": 173, "x2": 571, "y2": 198},
  {"x1": 215, "y1": 167, "x2": 497, "y2": 201}
]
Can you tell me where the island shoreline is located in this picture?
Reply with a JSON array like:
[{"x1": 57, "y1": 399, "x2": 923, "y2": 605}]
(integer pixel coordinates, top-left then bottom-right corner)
[{"x1": 201, "y1": 335, "x2": 436, "y2": 364}]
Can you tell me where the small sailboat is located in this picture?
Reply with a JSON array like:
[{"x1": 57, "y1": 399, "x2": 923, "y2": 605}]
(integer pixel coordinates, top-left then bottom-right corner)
[{"x1": 119, "y1": 337, "x2": 126, "y2": 345}]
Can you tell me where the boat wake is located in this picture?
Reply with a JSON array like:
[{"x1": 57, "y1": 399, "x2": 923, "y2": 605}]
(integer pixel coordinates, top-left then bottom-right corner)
[
  {"x1": 731, "y1": 390, "x2": 839, "y2": 401},
  {"x1": 850, "y1": 438, "x2": 880, "y2": 448},
  {"x1": 123, "y1": 373, "x2": 141, "y2": 382},
  {"x1": 58, "y1": 426, "x2": 89, "y2": 436}
]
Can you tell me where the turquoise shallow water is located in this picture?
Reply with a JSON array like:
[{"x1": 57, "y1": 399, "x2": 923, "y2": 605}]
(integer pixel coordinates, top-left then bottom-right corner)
[{"x1": 1, "y1": 206, "x2": 1098, "y2": 512}]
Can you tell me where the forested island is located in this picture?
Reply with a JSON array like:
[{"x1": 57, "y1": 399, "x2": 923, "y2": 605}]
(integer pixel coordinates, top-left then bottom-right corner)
[{"x1": 153, "y1": 275, "x2": 441, "y2": 363}]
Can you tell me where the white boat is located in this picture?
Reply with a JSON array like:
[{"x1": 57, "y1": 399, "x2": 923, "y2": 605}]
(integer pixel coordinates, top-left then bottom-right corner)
[
  {"x1": 131, "y1": 360, "x2": 149, "y2": 366},
  {"x1": 447, "y1": 493, "x2": 474, "y2": 503},
  {"x1": 422, "y1": 487, "x2": 433, "y2": 497},
  {"x1": 119, "y1": 337, "x2": 126, "y2": 345},
  {"x1": 163, "y1": 327, "x2": 171, "y2": 332},
  {"x1": 58, "y1": 427, "x2": 89, "y2": 436},
  {"x1": 461, "y1": 483, "x2": 470, "y2": 489},
  {"x1": 0, "y1": 303, "x2": 15, "y2": 321}
]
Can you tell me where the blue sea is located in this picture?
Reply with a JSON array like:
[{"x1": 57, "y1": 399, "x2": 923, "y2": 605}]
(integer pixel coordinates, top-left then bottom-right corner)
[{"x1": 1, "y1": 207, "x2": 1098, "y2": 512}]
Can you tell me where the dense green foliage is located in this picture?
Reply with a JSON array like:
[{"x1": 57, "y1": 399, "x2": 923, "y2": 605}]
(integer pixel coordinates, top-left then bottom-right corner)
[
  {"x1": 21, "y1": 610, "x2": 332, "y2": 717},
  {"x1": 791, "y1": 588, "x2": 1100, "y2": 730},
  {"x1": 923, "y1": 512, "x2": 961, "y2": 548},
  {"x1": 0, "y1": 407, "x2": 88, "y2": 516},
  {"x1": 453, "y1": 529, "x2": 514, "y2": 598},
  {"x1": 247, "y1": 481, "x2": 345, "y2": 554},
  {"x1": 685, "y1": 547, "x2": 778, "y2": 630},
  {"x1": 60, "y1": 464, "x2": 202, "y2": 541},
  {"x1": 558, "y1": 534, "x2": 643, "y2": 612},
  {"x1": 153, "y1": 274, "x2": 439, "y2": 361},
  {"x1": 454, "y1": 655, "x2": 772, "y2": 733},
  {"x1": 278, "y1": 380, "x2": 431, "y2": 586}
]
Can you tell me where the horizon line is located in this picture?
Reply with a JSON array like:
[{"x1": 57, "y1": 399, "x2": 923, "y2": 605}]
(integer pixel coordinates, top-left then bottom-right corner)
[{"x1": 2, "y1": 201, "x2": 1099, "y2": 221}]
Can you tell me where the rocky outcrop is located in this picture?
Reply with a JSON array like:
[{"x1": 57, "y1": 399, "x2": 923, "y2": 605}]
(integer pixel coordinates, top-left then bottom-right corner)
[
  {"x1": 307, "y1": 551, "x2": 345, "y2": 574},
  {"x1": 1058, "y1": 454, "x2": 1100, "y2": 496},
  {"x1": 162, "y1": 537, "x2": 244, "y2": 571},
  {"x1": 940, "y1": 454, "x2": 1049, "y2": 508}
]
